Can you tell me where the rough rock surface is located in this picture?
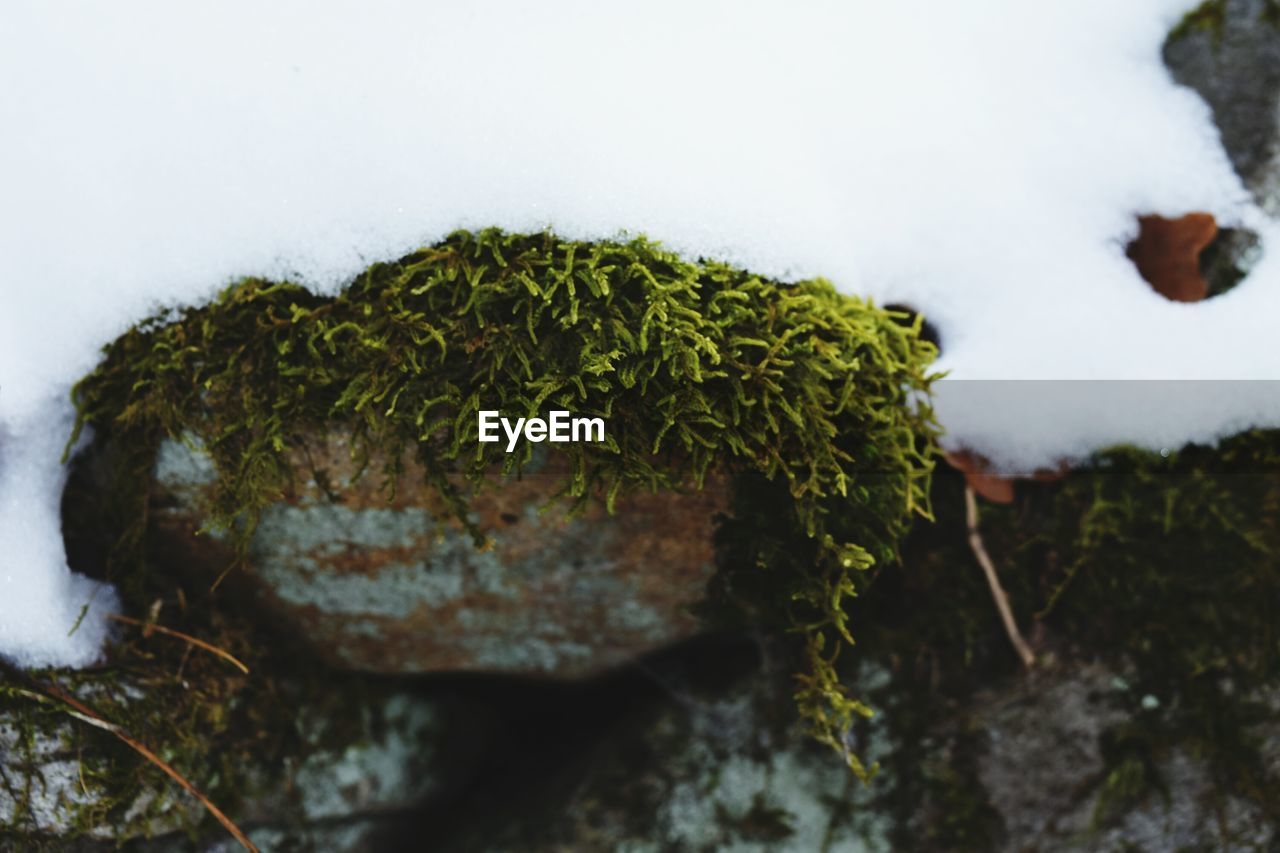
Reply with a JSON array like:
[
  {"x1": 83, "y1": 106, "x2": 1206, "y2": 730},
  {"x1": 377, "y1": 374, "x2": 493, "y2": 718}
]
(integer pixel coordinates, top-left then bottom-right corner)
[
  {"x1": 452, "y1": 655, "x2": 1274, "y2": 852},
  {"x1": 1164, "y1": 0, "x2": 1280, "y2": 289},
  {"x1": 151, "y1": 432, "x2": 727, "y2": 679},
  {"x1": 0, "y1": 677, "x2": 483, "y2": 851},
  {"x1": 974, "y1": 666, "x2": 1273, "y2": 850},
  {"x1": 1165, "y1": 0, "x2": 1280, "y2": 214},
  {"x1": 447, "y1": 644, "x2": 895, "y2": 853},
  {"x1": 0, "y1": 681, "x2": 201, "y2": 842}
]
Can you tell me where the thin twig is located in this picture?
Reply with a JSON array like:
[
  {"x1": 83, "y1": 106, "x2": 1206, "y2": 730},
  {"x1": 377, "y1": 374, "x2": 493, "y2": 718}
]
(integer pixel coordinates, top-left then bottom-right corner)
[
  {"x1": 965, "y1": 484, "x2": 1036, "y2": 668},
  {"x1": 107, "y1": 613, "x2": 249, "y2": 675},
  {"x1": 1, "y1": 663, "x2": 258, "y2": 852}
]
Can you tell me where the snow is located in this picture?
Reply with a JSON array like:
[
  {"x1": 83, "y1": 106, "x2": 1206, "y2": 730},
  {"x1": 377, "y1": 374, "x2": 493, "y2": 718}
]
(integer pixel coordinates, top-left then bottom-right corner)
[
  {"x1": 1, "y1": 0, "x2": 1277, "y2": 665},
  {"x1": 0, "y1": 406, "x2": 118, "y2": 667}
]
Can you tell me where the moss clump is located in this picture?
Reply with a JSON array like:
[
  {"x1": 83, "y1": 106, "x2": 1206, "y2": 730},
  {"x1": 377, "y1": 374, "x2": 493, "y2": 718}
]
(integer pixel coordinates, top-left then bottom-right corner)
[
  {"x1": 846, "y1": 431, "x2": 1280, "y2": 844},
  {"x1": 1021, "y1": 436, "x2": 1280, "y2": 827},
  {"x1": 71, "y1": 228, "x2": 939, "y2": 780},
  {"x1": 1167, "y1": 0, "x2": 1280, "y2": 43}
]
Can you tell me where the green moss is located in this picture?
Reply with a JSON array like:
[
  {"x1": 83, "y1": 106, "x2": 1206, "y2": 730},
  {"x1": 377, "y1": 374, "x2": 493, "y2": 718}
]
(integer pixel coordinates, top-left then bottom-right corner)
[
  {"x1": 1167, "y1": 0, "x2": 1280, "y2": 43},
  {"x1": 848, "y1": 431, "x2": 1280, "y2": 844},
  {"x1": 0, "y1": 570, "x2": 370, "y2": 845},
  {"x1": 1023, "y1": 436, "x2": 1280, "y2": 829},
  {"x1": 70, "y1": 228, "x2": 939, "y2": 781},
  {"x1": 1168, "y1": 0, "x2": 1230, "y2": 42}
]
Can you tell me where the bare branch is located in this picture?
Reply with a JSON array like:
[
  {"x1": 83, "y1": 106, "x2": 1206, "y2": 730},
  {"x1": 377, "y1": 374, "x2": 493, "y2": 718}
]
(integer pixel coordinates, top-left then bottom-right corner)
[{"x1": 965, "y1": 484, "x2": 1036, "y2": 668}]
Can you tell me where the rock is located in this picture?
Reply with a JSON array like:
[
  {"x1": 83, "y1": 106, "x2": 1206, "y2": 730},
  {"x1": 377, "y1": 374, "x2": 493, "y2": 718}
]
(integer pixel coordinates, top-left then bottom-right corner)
[
  {"x1": 441, "y1": 649, "x2": 1275, "y2": 852},
  {"x1": 149, "y1": 431, "x2": 727, "y2": 679},
  {"x1": 0, "y1": 673, "x2": 485, "y2": 851},
  {"x1": 0, "y1": 680, "x2": 204, "y2": 843},
  {"x1": 446, "y1": 642, "x2": 896, "y2": 853},
  {"x1": 1162, "y1": 0, "x2": 1279, "y2": 294},
  {"x1": 971, "y1": 664, "x2": 1274, "y2": 851},
  {"x1": 1165, "y1": 0, "x2": 1280, "y2": 213},
  {"x1": 222, "y1": 690, "x2": 469, "y2": 851},
  {"x1": 971, "y1": 665, "x2": 1130, "y2": 845}
]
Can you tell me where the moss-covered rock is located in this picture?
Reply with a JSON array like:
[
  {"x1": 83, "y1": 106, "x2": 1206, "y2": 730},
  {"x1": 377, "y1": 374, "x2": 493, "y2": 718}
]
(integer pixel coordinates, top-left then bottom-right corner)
[
  {"x1": 0, "y1": 653, "x2": 490, "y2": 850},
  {"x1": 3, "y1": 439, "x2": 495, "y2": 849},
  {"x1": 1166, "y1": 0, "x2": 1280, "y2": 213},
  {"x1": 442, "y1": 421, "x2": 1280, "y2": 848},
  {"x1": 435, "y1": 645, "x2": 1275, "y2": 852},
  {"x1": 70, "y1": 229, "x2": 939, "y2": 777},
  {"x1": 843, "y1": 433, "x2": 1280, "y2": 847}
]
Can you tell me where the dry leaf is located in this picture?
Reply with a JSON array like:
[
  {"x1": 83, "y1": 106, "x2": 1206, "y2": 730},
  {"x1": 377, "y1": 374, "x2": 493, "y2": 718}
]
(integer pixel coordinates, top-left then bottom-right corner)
[
  {"x1": 945, "y1": 450, "x2": 1015, "y2": 503},
  {"x1": 1126, "y1": 212, "x2": 1217, "y2": 303},
  {"x1": 945, "y1": 450, "x2": 1068, "y2": 504}
]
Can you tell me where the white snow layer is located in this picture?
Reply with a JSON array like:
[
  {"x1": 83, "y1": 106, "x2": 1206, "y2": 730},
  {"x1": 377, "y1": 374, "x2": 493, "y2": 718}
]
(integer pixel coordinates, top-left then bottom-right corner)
[{"x1": 1, "y1": 0, "x2": 1277, "y2": 666}]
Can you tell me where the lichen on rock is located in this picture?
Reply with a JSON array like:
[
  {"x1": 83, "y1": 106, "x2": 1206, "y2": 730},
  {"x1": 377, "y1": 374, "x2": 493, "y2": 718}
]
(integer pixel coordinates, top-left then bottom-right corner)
[
  {"x1": 150, "y1": 434, "x2": 729, "y2": 678},
  {"x1": 0, "y1": 623, "x2": 481, "y2": 849}
]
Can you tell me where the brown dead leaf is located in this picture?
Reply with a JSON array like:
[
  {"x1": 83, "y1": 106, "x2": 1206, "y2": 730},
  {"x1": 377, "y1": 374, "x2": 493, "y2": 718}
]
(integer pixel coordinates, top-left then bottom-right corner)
[
  {"x1": 945, "y1": 450, "x2": 1068, "y2": 504},
  {"x1": 1126, "y1": 212, "x2": 1217, "y2": 303},
  {"x1": 945, "y1": 450, "x2": 1015, "y2": 503}
]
